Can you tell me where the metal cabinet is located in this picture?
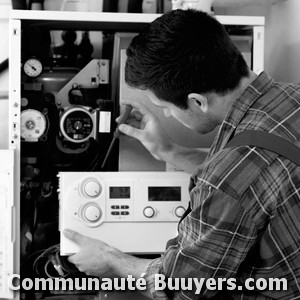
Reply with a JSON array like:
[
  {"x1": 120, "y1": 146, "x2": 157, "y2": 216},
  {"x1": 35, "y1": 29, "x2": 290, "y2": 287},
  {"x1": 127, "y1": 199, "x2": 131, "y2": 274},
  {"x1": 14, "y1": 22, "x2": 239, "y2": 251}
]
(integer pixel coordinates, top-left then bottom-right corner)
[{"x1": 5, "y1": 10, "x2": 264, "y2": 300}]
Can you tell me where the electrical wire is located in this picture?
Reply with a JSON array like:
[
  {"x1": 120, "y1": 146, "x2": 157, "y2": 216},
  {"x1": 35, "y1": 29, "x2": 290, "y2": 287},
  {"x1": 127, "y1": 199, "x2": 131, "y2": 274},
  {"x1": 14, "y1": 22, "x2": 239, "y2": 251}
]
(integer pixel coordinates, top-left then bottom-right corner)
[{"x1": 32, "y1": 244, "x2": 81, "y2": 278}]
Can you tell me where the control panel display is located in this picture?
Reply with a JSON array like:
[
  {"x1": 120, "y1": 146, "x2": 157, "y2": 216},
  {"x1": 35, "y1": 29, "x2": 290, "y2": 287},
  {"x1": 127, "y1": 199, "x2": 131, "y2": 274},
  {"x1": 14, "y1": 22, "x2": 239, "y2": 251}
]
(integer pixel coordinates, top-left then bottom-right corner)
[
  {"x1": 110, "y1": 186, "x2": 130, "y2": 199},
  {"x1": 148, "y1": 186, "x2": 181, "y2": 201}
]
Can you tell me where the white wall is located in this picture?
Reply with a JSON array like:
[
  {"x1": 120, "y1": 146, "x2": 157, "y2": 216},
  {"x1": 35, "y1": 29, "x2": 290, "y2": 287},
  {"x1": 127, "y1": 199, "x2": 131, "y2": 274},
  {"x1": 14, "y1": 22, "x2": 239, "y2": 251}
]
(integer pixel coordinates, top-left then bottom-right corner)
[
  {"x1": 266, "y1": 0, "x2": 300, "y2": 82},
  {"x1": 0, "y1": 0, "x2": 11, "y2": 149},
  {"x1": 214, "y1": 3, "x2": 269, "y2": 16},
  {"x1": 0, "y1": 0, "x2": 11, "y2": 94},
  {"x1": 44, "y1": 0, "x2": 103, "y2": 12},
  {"x1": 216, "y1": 0, "x2": 300, "y2": 83}
]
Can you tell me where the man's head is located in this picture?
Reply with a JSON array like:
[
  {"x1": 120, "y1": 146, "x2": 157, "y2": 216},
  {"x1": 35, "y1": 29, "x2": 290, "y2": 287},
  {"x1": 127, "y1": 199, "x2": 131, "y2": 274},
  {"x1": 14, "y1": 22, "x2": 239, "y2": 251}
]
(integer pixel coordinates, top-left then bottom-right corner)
[{"x1": 125, "y1": 9, "x2": 251, "y2": 133}]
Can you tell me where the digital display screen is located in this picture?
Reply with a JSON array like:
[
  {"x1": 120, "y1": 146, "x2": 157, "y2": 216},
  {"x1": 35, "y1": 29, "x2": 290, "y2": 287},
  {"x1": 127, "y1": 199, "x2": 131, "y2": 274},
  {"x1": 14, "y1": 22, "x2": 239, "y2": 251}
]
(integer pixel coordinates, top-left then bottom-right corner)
[
  {"x1": 148, "y1": 187, "x2": 181, "y2": 201},
  {"x1": 109, "y1": 187, "x2": 130, "y2": 199}
]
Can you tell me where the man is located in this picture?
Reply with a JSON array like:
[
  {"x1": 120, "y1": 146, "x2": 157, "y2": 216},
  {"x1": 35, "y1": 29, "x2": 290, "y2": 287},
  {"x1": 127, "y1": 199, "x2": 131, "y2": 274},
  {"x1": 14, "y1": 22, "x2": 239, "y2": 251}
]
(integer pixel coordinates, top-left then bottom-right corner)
[{"x1": 64, "y1": 9, "x2": 300, "y2": 299}]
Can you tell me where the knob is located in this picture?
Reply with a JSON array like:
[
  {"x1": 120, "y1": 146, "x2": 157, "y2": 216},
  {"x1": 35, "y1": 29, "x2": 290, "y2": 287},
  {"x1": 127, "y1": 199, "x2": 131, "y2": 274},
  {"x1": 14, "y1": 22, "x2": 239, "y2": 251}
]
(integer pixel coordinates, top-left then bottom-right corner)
[
  {"x1": 143, "y1": 206, "x2": 155, "y2": 218},
  {"x1": 174, "y1": 206, "x2": 186, "y2": 218},
  {"x1": 84, "y1": 205, "x2": 101, "y2": 222},
  {"x1": 83, "y1": 179, "x2": 101, "y2": 198}
]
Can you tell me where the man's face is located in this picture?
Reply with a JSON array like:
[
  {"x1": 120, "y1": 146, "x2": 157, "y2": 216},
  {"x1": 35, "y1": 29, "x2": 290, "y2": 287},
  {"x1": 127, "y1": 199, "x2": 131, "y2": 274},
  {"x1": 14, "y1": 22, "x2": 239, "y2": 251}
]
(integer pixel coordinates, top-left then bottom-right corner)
[{"x1": 146, "y1": 90, "x2": 216, "y2": 134}]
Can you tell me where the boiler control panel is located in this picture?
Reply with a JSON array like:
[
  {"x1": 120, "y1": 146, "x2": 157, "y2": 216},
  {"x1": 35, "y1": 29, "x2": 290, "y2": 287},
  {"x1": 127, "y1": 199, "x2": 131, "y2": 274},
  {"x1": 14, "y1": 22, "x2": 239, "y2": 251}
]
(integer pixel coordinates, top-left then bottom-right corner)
[{"x1": 58, "y1": 172, "x2": 190, "y2": 254}]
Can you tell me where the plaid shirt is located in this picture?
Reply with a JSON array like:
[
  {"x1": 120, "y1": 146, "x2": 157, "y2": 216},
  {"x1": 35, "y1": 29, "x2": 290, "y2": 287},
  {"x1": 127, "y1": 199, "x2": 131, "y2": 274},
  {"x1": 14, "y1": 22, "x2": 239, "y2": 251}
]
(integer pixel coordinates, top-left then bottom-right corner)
[{"x1": 144, "y1": 72, "x2": 300, "y2": 299}]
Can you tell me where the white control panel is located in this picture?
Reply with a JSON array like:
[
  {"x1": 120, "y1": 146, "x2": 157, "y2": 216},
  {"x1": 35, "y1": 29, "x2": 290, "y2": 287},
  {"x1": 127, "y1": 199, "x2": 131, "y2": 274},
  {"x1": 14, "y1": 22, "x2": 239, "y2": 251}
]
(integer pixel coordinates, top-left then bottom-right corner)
[{"x1": 59, "y1": 172, "x2": 190, "y2": 254}]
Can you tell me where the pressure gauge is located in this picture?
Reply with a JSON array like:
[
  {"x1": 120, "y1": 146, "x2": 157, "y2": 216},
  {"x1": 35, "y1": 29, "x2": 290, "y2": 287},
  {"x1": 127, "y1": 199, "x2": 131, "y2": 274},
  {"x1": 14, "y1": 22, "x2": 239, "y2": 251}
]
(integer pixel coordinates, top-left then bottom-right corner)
[{"x1": 23, "y1": 58, "x2": 43, "y2": 78}]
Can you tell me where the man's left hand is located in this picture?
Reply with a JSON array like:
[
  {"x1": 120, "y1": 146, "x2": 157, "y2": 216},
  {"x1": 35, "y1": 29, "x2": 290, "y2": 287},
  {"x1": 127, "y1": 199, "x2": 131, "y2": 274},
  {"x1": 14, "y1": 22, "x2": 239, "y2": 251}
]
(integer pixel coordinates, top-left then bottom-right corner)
[{"x1": 64, "y1": 229, "x2": 116, "y2": 277}]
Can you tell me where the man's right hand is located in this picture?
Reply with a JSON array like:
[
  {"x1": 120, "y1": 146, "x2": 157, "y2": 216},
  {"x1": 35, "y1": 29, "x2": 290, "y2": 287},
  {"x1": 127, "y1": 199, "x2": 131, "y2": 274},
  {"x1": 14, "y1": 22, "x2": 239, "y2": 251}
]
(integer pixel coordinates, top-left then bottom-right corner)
[{"x1": 117, "y1": 102, "x2": 174, "y2": 161}]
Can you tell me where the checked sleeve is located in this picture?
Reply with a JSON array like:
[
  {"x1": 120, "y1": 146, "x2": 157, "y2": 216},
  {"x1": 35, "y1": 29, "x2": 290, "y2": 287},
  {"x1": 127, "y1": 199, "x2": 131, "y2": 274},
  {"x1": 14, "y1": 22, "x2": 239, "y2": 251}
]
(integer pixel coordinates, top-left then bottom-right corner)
[{"x1": 144, "y1": 185, "x2": 258, "y2": 299}]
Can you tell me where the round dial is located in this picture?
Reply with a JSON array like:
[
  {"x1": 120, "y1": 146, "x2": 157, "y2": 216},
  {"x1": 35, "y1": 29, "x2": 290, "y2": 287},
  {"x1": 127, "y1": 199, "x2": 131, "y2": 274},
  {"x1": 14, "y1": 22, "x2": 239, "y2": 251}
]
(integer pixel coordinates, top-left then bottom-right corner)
[
  {"x1": 143, "y1": 206, "x2": 155, "y2": 218},
  {"x1": 174, "y1": 206, "x2": 186, "y2": 218},
  {"x1": 82, "y1": 179, "x2": 101, "y2": 198},
  {"x1": 84, "y1": 205, "x2": 101, "y2": 222},
  {"x1": 23, "y1": 58, "x2": 43, "y2": 78}
]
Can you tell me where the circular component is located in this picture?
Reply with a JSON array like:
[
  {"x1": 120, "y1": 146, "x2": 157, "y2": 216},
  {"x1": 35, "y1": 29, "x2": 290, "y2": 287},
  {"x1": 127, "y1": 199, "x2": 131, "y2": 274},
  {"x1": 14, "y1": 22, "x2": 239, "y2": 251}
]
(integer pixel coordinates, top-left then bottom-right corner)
[
  {"x1": 82, "y1": 179, "x2": 101, "y2": 198},
  {"x1": 83, "y1": 205, "x2": 101, "y2": 223},
  {"x1": 174, "y1": 206, "x2": 186, "y2": 218},
  {"x1": 60, "y1": 107, "x2": 94, "y2": 143},
  {"x1": 21, "y1": 109, "x2": 47, "y2": 142},
  {"x1": 23, "y1": 58, "x2": 43, "y2": 78},
  {"x1": 143, "y1": 206, "x2": 155, "y2": 218}
]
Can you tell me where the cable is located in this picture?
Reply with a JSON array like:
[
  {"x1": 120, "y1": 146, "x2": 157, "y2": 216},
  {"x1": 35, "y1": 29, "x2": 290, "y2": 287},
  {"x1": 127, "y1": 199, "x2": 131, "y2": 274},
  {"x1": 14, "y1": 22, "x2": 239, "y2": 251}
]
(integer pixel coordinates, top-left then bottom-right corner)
[{"x1": 32, "y1": 244, "x2": 81, "y2": 278}]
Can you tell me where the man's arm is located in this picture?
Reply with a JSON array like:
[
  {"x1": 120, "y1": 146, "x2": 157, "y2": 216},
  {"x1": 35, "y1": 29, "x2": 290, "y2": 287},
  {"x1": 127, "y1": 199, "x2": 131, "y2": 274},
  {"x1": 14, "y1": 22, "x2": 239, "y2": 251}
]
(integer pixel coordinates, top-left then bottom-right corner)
[{"x1": 161, "y1": 143, "x2": 209, "y2": 173}]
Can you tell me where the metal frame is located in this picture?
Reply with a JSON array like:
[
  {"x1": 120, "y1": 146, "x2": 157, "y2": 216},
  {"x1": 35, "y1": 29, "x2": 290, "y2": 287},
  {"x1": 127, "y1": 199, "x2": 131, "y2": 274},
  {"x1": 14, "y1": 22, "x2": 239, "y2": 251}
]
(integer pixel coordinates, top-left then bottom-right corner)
[
  {"x1": 10, "y1": 10, "x2": 265, "y2": 26},
  {"x1": 8, "y1": 17, "x2": 21, "y2": 300}
]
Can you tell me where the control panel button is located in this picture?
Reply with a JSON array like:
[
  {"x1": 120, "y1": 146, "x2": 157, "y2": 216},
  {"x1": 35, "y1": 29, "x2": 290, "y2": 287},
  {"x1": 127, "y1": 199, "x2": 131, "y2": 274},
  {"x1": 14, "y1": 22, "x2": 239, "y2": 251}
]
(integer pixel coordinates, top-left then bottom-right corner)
[
  {"x1": 121, "y1": 205, "x2": 129, "y2": 209},
  {"x1": 174, "y1": 206, "x2": 186, "y2": 218},
  {"x1": 121, "y1": 211, "x2": 129, "y2": 215},
  {"x1": 143, "y1": 206, "x2": 155, "y2": 218},
  {"x1": 83, "y1": 179, "x2": 101, "y2": 198},
  {"x1": 111, "y1": 205, "x2": 120, "y2": 209},
  {"x1": 111, "y1": 211, "x2": 120, "y2": 215},
  {"x1": 84, "y1": 205, "x2": 101, "y2": 222}
]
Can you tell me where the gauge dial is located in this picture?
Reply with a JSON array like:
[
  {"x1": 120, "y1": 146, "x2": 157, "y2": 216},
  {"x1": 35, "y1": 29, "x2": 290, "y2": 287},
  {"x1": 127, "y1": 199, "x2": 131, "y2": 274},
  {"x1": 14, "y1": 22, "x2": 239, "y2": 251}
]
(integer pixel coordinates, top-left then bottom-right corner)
[{"x1": 23, "y1": 58, "x2": 43, "y2": 78}]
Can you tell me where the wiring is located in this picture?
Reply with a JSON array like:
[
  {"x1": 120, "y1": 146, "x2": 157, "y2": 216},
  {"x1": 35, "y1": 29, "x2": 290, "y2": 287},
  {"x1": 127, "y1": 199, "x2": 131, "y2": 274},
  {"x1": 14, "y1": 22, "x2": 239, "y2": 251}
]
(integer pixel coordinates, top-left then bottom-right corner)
[{"x1": 32, "y1": 244, "x2": 80, "y2": 278}]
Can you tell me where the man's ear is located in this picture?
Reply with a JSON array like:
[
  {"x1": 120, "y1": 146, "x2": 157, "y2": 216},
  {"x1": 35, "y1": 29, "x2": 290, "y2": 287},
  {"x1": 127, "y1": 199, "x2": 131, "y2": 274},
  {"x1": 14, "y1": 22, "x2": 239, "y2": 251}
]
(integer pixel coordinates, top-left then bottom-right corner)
[{"x1": 187, "y1": 93, "x2": 208, "y2": 113}]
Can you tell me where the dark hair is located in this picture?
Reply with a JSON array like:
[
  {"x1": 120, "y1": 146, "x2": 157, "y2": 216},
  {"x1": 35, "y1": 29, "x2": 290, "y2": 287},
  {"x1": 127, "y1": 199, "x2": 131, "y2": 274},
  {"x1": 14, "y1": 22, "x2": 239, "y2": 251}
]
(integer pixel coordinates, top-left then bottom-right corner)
[{"x1": 125, "y1": 9, "x2": 249, "y2": 109}]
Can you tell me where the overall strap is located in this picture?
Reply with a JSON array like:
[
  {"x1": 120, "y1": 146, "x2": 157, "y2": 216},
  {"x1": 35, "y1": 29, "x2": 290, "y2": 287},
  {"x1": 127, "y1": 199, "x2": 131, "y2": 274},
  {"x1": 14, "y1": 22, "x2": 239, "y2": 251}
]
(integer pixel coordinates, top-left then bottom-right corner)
[{"x1": 225, "y1": 130, "x2": 300, "y2": 166}]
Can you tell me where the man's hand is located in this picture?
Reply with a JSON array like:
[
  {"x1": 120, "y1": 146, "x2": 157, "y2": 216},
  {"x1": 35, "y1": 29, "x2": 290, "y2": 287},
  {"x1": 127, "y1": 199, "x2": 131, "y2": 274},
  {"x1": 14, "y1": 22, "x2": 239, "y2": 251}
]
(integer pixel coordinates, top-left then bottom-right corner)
[
  {"x1": 64, "y1": 229, "x2": 117, "y2": 277},
  {"x1": 117, "y1": 102, "x2": 174, "y2": 161},
  {"x1": 64, "y1": 229, "x2": 152, "y2": 282},
  {"x1": 118, "y1": 101, "x2": 208, "y2": 173}
]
